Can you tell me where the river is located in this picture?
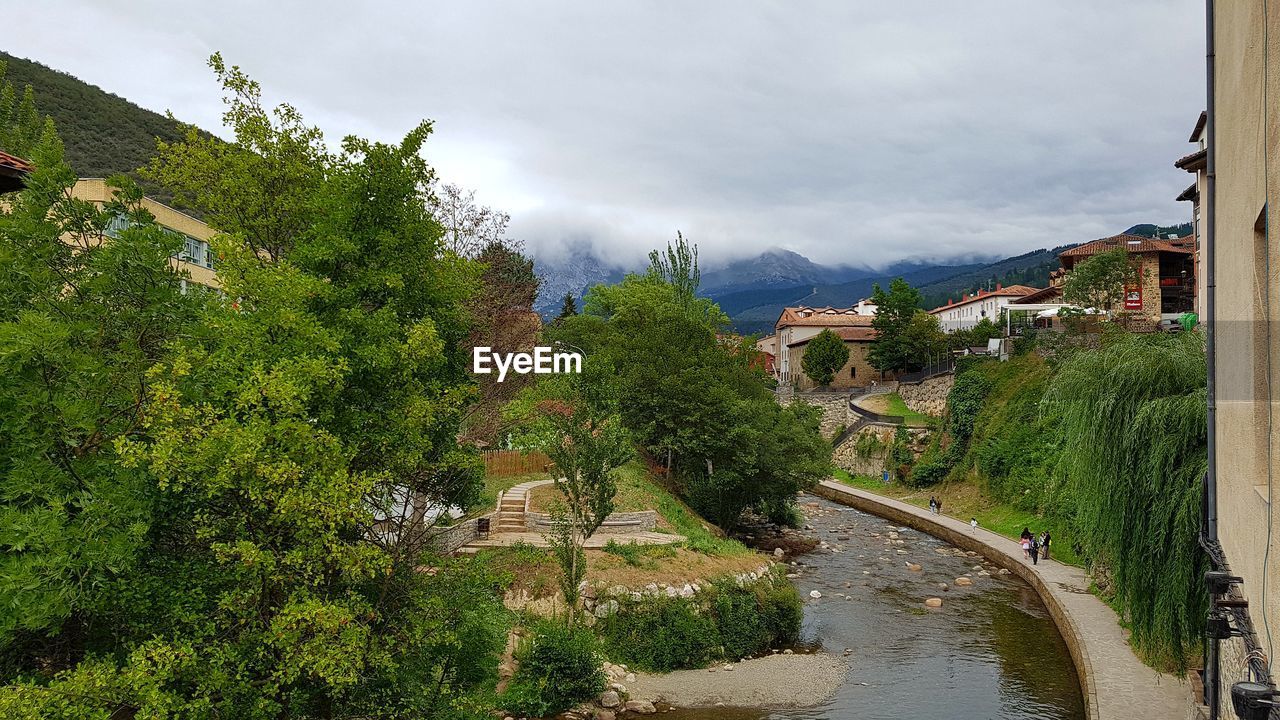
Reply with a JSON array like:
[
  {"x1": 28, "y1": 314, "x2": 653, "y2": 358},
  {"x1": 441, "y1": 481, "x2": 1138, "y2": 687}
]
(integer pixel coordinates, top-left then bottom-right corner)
[{"x1": 661, "y1": 494, "x2": 1085, "y2": 720}]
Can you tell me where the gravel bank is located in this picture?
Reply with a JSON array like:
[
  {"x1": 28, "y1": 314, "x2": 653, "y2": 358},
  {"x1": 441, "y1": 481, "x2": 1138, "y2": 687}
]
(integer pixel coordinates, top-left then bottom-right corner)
[{"x1": 627, "y1": 653, "x2": 848, "y2": 708}]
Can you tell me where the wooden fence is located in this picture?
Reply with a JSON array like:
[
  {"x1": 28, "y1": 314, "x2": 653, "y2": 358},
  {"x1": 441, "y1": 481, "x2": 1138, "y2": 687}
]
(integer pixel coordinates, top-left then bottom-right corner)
[{"x1": 482, "y1": 450, "x2": 552, "y2": 477}]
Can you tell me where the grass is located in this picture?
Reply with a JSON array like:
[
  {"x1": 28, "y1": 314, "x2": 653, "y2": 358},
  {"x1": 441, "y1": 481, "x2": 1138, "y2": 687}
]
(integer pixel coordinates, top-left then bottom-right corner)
[
  {"x1": 857, "y1": 392, "x2": 938, "y2": 427},
  {"x1": 830, "y1": 468, "x2": 1082, "y2": 566}
]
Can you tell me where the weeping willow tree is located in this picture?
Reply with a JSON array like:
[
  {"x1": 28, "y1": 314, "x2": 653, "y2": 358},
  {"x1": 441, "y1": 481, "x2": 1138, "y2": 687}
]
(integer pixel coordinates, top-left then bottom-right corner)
[{"x1": 1045, "y1": 330, "x2": 1207, "y2": 670}]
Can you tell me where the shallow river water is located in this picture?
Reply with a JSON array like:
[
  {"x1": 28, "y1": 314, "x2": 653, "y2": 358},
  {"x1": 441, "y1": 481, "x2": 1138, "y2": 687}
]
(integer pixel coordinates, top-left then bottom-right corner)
[{"x1": 662, "y1": 494, "x2": 1085, "y2": 720}]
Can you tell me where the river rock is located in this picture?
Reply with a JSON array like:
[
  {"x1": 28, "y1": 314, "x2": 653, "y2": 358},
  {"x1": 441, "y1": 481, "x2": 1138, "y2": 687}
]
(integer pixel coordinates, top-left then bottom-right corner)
[
  {"x1": 954, "y1": 577, "x2": 974, "y2": 586},
  {"x1": 723, "y1": 664, "x2": 735, "y2": 671},
  {"x1": 925, "y1": 597, "x2": 943, "y2": 608},
  {"x1": 597, "y1": 711, "x2": 616, "y2": 720},
  {"x1": 906, "y1": 563, "x2": 922, "y2": 571},
  {"x1": 810, "y1": 590, "x2": 822, "y2": 599},
  {"x1": 625, "y1": 700, "x2": 657, "y2": 714},
  {"x1": 625, "y1": 673, "x2": 636, "y2": 683},
  {"x1": 774, "y1": 547, "x2": 785, "y2": 558},
  {"x1": 599, "y1": 690, "x2": 620, "y2": 708}
]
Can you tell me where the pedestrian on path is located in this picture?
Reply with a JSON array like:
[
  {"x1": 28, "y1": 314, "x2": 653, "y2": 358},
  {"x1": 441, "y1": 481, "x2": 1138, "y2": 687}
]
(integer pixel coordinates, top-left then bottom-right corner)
[
  {"x1": 929, "y1": 496, "x2": 938, "y2": 514},
  {"x1": 936, "y1": 499, "x2": 943, "y2": 516},
  {"x1": 1029, "y1": 535, "x2": 1040, "y2": 565},
  {"x1": 1040, "y1": 531, "x2": 1052, "y2": 561},
  {"x1": 1020, "y1": 527, "x2": 1032, "y2": 559},
  {"x1": 970, "y1": 517, "x2": 978, "y2": 533}
]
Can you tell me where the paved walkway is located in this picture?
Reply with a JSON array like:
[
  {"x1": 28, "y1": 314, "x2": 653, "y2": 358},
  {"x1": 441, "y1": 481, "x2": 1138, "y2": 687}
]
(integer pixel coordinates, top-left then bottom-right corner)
[{"x1": 814, "y1": 480, "x2": 1192, "y2": 720}]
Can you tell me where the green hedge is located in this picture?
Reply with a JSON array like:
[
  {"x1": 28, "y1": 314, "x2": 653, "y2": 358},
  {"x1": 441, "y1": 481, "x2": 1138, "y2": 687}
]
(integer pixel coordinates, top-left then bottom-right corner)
[
  {"x1": 596, "y1": 574, "x2": 802, "y2": 672},
  {"x1": 501, "y1": 622, "x2": 607, "y2": 717}
]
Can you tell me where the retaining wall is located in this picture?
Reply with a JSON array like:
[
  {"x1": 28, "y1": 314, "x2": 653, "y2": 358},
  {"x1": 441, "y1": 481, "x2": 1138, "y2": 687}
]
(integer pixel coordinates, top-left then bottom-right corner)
[{"x1": 524, "y1": 510, "x2": 658, "y2": 534}]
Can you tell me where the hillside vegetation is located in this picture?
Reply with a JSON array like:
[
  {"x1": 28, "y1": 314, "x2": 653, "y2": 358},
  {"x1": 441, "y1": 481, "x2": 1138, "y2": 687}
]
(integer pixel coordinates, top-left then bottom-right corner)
[
  {"x1": 890, "y1": 331, "x2": 1208, "y2": 671},
  {"x1": 1, "y1": 53, "x2": 188, "y2": 186}
]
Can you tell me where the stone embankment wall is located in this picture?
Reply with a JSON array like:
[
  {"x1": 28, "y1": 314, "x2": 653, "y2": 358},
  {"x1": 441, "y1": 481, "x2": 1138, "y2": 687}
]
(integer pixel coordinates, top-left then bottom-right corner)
[
  {"x1": 780, "y1": 390, "x2": 853, "y2": 438},
  {"x1": 831, "y1": 426, "x2": 930, "y2": 476},
  {"x1": 427, "y1": 513, "x2": 495, "y2": 554},
  {"x1": 580, "y1": 562, "x2": 778, "y2": 618},
  {"x1": 896, "y1": 373, "x2": 953, "y2": 417},
  {"x1": 525, "y1": 510, "x2": 658, "y2": 534}
]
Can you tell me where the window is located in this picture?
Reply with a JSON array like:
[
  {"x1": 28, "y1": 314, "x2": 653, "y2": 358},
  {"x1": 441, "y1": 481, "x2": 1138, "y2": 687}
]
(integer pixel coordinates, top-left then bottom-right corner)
[
  {"x1": 177, "y1": 233, "x2": 214, "y2": 269},
  {"x1": 104, "y1": 212, "x2": 132, "y2": 238},
  {"x1": 849, "y1": 365, "x2": 856, "y2": 378}
]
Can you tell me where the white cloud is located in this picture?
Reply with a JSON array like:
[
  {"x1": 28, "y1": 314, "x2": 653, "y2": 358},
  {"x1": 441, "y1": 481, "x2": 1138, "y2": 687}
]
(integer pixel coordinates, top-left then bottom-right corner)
[{"x1": 7, "y1": 0, "x2": 1204, "y2": 268}]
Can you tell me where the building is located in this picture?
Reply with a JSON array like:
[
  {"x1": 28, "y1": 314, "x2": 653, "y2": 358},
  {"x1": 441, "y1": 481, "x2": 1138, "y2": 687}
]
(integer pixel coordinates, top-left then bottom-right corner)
[
  {"x1": 1203, "y1": 1, "x2": 1280, "y2": 716},
  {"x1": 69, "y1": 178, "x2": 220, "y2": 290},
  {"x1": 774, "y1": 306, "x2": 876, "y2": 384},
  {"x1": 928, "y1": 284, "x2": 1037, "y2": 332},
  {"x1": 0, "y1": 150, "x2": 32, "y2": 193},
  {"x1": 1175, "y1": 111, "x2": 1208, "y2": 315},
  {"x1": 1056, "y1": 234, "x2": 1195, "y2": 324},
  {"x1": 784, "y1": 325, "x2": 890, "y2": 390}
]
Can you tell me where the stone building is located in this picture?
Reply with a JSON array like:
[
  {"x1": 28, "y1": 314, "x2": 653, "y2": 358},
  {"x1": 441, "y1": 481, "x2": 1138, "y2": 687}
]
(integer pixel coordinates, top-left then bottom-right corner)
[
  {"x1": 774, "y1": 305, "x2": 876, "y2": 385},
  {"x1": 1056, "y1": 234, "x2": 1195, "y2": 324},
  {"x1": 785, "y1": 326, "x2": 892, "y2": 390}
]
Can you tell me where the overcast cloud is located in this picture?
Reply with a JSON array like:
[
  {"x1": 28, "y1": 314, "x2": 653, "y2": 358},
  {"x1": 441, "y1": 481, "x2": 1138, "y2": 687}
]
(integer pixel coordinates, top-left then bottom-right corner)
[{"x1": 8, "y1": 1, "x2": 1204, "y2": 268}]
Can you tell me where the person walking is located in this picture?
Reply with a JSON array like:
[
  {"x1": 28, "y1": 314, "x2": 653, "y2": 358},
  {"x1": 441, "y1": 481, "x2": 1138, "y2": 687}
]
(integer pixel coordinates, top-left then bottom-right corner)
[
  {"x1": 929, "y1": 496, "x2": 938, "y2": 515},
  {"x1": 1020, "y1": 527, "x2": 1032, "y2": 560},
  {"x1": 1040, "y1": 531, "x2": 1052, "y2": 561},
  {"x1": 935, "y1": 499, "x2": 943, "y2": 516},
  {"x1": 970, "y1": 517, "x2": 978, "y2": 533},
  {"x1": 1029, "y1": 534, "x2": 1040, "y2": 565}
]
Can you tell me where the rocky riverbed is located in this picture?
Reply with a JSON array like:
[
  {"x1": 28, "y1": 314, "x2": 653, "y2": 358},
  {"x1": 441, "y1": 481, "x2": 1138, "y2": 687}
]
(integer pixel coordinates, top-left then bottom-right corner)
[{"x1": 649, "y1": 493, "x2": 1086, "y2": 720}]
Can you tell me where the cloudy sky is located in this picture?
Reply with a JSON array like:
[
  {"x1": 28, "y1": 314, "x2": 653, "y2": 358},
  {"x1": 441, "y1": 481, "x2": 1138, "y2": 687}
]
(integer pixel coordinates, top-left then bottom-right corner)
[{"x1": 9, "y1": 1, "x2": 1204, "y2": 269}]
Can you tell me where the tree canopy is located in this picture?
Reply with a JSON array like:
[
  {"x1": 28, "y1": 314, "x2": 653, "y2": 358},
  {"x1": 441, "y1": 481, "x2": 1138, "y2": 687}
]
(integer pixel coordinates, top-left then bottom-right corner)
[
  {"x1": 868, "y1": 278, "x2": 925, "y2": 373},
  {"x1": 801, "y1": 329, "x2": 849, "y2": 386},
  {"x1": 1061, "y1": 248, "x2": 1137, "y2": 314}
]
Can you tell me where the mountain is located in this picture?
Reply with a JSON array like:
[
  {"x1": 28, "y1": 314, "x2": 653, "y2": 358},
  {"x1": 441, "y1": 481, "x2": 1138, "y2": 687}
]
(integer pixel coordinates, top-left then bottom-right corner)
[
  {"x1": 698, "y1": 248, "x2": 871, "y2": 293},
  {"x1": 1124, "y1": 222, "x2": 1194, "y2": 239},
  {"x1": 532, "y1": 246, "x2": 628, "y2": 316},
  {"x1": 1, "y1": 52, "x2": 189, "y2": 195}
]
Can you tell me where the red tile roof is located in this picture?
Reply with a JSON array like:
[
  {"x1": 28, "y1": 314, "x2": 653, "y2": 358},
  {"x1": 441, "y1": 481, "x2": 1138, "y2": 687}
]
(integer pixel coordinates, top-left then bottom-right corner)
[
  {"x1": 775, "y1": 306, "x2": 876, "y2": 329},
  {"x1": 1174, "y1": 148, "x2": 1207, "y2": 171},
  {"x1": 1058, "y1": 234, "x2": 1194, "y2": 259},
  {"x1": 927, "y1": 284, "x2": 1038, "y2": 313},
  {"x1": 0, "y1": 150, "x2": 33, "y2": 174},
  {"x1": 1008, "y1": 285, "x2": 1062, "y2": 304},
  {"x1": 787, "y1": 326, "x2": 878, "y2": 347},
  {"x1": 0, "y1": 150, "x2": 33, "y2": 193}
]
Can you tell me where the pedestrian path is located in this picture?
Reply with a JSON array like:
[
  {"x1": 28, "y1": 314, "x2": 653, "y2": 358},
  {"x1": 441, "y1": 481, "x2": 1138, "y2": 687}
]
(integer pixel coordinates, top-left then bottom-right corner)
[
  {"x1": 814, "y1": 479, "x2": 1192, "y2": 720},
  {"x1": 493, "y1": 478, "x2": 551, "y2": 533}
]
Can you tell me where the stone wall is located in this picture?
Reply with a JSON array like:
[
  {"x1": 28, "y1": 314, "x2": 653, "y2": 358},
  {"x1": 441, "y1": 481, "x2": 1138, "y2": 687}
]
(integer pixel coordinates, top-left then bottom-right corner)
[
  {"x1": 524, "y1": 510, "x2": 658, "y2": 534},
  {"x1": 831, "y1": 426, "x2": 930, "y2": 476},
  {"x1": 897, "y1": 373, "x2": 954, "y2": 417},
  {"x1": 784, "y1": 391, "x2": 852, "y2": 438},
  {"x1": 427, "y1": 513, "x2": 495, "y2": 554},
  {"x1": 580, "y1": 562, "x2": 778, "y2": 618}
]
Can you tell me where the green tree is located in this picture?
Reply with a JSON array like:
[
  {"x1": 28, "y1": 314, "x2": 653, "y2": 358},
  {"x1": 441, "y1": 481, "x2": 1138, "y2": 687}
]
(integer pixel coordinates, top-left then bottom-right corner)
[
  {"x1": 1, "y1": 56, "x2": 505, "y2": 720},
  {"x1": 556, "y1": 292, "x2": 578, "y2": 321},
  {"x1": 1061, "y1": 248, "x2": 1138, "y2": 314},
  {"x1": 800, "y1": 329, "x2": 849, "y2": 386},
  {"x1": 901, "y1": 310, "x2": 948, "y2": 370},
  {"x1": 533, "y1": 381, "x2": 631, "y2": 622},
  {"x1": 546, "y1": 235, "x2": 830, "y2": 530},
  {"x1": 0, "y1": 60, "x2": 54, "y2": 159},
  {"x1": 868, "y1": 278, "x2": 923, "y2": 373}
]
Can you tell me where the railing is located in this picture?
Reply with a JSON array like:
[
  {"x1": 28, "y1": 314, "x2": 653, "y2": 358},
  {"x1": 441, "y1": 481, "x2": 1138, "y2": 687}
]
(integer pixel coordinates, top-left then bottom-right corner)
[
  {"x1": 896, "y1": 357, "x2": 956, "y2": 384},
  {"x1": 481, "y1": 450, "x2": 551, "y2": 476}
]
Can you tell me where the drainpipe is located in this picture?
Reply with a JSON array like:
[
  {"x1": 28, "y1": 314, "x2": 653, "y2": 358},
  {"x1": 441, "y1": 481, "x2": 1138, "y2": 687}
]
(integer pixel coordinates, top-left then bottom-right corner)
[{"x1": 1204, "y1": 0, "x2": 1219, "y2": 715}]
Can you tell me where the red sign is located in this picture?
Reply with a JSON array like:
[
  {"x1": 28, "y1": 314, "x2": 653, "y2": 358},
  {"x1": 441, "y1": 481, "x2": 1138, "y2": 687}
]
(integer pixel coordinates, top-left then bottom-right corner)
[{"x1": 1124, "y1": 283, "x2": 1142, "y2": 310}]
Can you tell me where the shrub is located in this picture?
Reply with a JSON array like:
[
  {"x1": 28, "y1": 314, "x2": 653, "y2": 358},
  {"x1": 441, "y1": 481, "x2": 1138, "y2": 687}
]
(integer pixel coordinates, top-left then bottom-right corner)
[
  {"x1": 597, "y1": 596, "x2": 719, "y2": 671},
  {"x1": 602, "y1": 540, "x2": 677, "y2": 568},
  {"x1": 502, "y1": 622, "x2": 606, "y2": 717},
  {"x1": 597, "y1": 575, "x2": 802, "y2": 671}
]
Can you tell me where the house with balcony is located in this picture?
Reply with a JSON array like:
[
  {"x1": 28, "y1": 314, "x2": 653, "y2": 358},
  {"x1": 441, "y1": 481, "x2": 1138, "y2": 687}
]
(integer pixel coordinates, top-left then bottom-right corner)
[
  {"x1": 928, "y1": 284, "x2": 1037, "y2": 332},
  {"x1": 1056, "y1": 233, "x2": 1195, "y2": 323}
]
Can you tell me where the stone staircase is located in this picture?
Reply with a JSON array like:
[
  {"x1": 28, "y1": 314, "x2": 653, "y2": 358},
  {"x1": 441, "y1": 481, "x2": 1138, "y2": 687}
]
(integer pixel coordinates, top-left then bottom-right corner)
[{"x1": 493, "y1": 479, "x2": 550, "y2": 533}]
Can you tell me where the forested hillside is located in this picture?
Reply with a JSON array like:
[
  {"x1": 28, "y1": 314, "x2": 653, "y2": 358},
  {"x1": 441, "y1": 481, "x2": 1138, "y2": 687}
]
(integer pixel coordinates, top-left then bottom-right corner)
[{"x1": 0, "y1": 52, "x2": 188, "y2": 183}]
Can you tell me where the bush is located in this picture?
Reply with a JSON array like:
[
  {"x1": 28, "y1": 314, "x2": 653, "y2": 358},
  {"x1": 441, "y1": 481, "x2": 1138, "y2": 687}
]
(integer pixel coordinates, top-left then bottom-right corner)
[
  {"x1": 597, "y1": 575, "x2": 802, "y2": 671},
  {"x1": 501, "y1": 622, "x2": 607, "y2": 717},
  {"x1": 597, "y1": 596, "x2": 719, "y2": 671},
  {"x1": 602, "y1": 540, "x2": 677, "y2": 568}
]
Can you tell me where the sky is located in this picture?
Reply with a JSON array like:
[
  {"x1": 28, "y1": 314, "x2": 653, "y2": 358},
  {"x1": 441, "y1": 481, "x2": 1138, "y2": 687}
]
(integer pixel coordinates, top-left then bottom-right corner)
[{"x1": 8, "y1": 1, "x2": 1205, "y2": 269}]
